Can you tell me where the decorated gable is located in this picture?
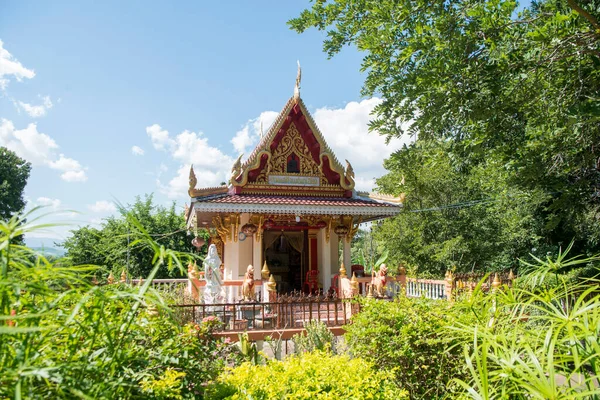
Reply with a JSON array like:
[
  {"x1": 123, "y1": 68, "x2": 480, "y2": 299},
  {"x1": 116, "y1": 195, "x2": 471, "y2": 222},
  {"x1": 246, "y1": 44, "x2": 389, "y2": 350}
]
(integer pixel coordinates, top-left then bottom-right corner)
[{"x1": 230, "y1": 98, "x2": 355, "y2": 198}]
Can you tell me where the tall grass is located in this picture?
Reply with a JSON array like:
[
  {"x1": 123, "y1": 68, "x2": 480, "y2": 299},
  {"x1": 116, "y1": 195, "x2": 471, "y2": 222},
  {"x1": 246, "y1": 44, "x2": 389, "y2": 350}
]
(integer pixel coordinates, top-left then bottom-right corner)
[{"x1": 0, "y1": 210, "x2": 230, "y2": 399}]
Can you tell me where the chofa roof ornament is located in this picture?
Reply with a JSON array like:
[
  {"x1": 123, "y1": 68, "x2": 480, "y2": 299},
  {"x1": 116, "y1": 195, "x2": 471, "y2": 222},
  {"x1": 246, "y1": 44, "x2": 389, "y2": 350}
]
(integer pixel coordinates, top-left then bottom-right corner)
[{"x1": 293, "y1": 60, "x2": 301, "y2": 104}]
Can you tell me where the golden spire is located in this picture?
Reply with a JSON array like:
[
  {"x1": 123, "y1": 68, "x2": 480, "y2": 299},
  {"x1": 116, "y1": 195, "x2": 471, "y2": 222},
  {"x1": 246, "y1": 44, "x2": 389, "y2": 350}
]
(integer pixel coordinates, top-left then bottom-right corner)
[
  {"x1": 492, "y1": 273, "x2": 502, "y2": 290},
  {"x1": 293, "y1": 60, "x2": 301, "y2": 104},
  {"x1": 261, "y1": 260, "x2": 270, "y2": 280},
  {"x1": 107, "y1": 271, "x2": 115, "y2": 285},
  {"x1": 339, "y1": 262, "x2": 347, "y2": 278},
  {"x1": 350, "y1": 272, "x2": 358, "y2": 291},
  {"x1": 120, "y1": 269, "x2": 127, "y2": 283}
]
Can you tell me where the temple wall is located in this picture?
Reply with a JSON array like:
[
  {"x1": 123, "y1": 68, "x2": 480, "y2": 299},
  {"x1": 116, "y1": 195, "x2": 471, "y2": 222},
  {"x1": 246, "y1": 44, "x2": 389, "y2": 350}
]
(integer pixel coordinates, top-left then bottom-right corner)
[{"x1": 223, "y1": 213, "x2": 254, "y2": 280}]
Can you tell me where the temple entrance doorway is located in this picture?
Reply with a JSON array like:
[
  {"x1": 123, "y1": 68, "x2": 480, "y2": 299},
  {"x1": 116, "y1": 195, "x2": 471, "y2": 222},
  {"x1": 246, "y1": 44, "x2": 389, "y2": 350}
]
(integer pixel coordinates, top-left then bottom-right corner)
[{"x1": 263, "y1": 230, "x2": 307, "y2": 293}]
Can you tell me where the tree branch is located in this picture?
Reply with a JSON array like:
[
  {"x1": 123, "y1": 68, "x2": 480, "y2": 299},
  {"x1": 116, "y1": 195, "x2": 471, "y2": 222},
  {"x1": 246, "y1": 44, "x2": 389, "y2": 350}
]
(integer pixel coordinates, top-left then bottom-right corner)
[{"x1": 566, "y1": 0, "x2": 600, "y2": 32}]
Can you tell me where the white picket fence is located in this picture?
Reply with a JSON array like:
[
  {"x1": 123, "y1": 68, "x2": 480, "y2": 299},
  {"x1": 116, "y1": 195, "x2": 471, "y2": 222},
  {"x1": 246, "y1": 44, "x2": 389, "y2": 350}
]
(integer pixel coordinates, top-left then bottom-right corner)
[{"x1": 405, "y1": 278, "x2": 447, "y2": 300}]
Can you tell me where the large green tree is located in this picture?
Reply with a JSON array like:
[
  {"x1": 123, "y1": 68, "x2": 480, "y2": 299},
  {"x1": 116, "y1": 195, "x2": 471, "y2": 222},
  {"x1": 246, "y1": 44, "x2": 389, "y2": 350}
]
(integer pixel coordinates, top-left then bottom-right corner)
[
  {"x1": 292, "y1": 0, "x2": 600, "y2": 273},
  {"x1": 62, "y1": 194, "x2": 204, "y2": 279},
  {"x1": 0, "y1": 147, "x2": 31, "y2": 221}
]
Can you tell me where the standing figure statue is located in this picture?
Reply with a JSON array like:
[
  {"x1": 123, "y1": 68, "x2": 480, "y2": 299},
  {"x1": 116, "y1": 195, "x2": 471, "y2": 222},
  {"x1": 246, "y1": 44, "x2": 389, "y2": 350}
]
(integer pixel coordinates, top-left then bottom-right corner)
[
  {"x1": 372, "y1": 264, "x2": 389, "y2": 298},
  {"x1": 203, "y1": 244, "x2": 224, "y2": 304},
  {"x1": 241, "y1": 264, "x2": 256, "y2": 302}
]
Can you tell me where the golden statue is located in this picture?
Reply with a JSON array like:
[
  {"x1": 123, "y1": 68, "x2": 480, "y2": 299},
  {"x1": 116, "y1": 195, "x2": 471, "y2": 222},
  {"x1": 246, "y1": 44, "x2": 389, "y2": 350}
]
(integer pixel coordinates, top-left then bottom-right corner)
[
  {"x1": 371, "y1": 264, "x2": 388, "y2": 298},
  {"x1": 241, "y1": 264, "x2": 256, "y2": 302}
]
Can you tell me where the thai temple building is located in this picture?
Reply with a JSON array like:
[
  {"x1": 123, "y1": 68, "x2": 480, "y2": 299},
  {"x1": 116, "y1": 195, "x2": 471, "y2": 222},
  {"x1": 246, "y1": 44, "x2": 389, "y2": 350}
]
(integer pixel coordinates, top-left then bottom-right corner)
[{"x1": 185, "y1": 67, "x2": 402, "y2": 294}]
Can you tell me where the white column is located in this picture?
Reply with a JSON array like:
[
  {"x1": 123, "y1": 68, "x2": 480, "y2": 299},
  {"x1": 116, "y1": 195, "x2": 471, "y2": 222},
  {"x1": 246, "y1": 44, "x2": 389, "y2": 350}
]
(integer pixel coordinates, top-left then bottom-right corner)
[
  {"x1": 252, "y1": 232, "x2": 262, "y2": 275},
  {"x1": 252, "y1": 226, "x2": 265, "y2": 302},
  {"x1": 317, "y1": 229, "x2": 330, "y2": 293},
  {"x1": 238, "y1": 214, "x2": 253, "y2": 279},
  {"x1": 224, "y1": 240, "x2": 240, "y2": 281}
]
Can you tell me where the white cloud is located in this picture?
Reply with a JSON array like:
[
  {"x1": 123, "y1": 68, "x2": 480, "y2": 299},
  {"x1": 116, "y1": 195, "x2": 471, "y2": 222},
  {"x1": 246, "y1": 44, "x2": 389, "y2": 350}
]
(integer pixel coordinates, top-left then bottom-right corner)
[
  {"x1": 231, "y1": 111, "x2": 278, "y2": 154},
  {"x1": 88, "y1": 200, "x2": 116, "y2": 213},
  {"x1": 146, "y1": 124, "x2": 232, "y2": 198},
  {"x1": 16, "y1": 95, "x2": 53, "y2": 117},
  {"x1": 313, "y1": 98, "x2": 411, "y2": 191},
  {"x1": 0, "y1": 119, "x2": 88, "y2": 182},
  {"x1": 0, "y1": 40, "x2": 35, "y2": 90},
  {"x1": 36, "y1": 197, "x2": 61, "y2": 210},
  {"x1": 60, "y1": 170, "x2": 87, "y2": 182},
  {"x1": 131, "y1": 145, "x2": 144, "y2": 156},
  {"x1": 146, "y1": 124, "x2": 173, "y2": 150},
  {"x1": 49, "y1": 154, "x2": 83, "y2": 172}
]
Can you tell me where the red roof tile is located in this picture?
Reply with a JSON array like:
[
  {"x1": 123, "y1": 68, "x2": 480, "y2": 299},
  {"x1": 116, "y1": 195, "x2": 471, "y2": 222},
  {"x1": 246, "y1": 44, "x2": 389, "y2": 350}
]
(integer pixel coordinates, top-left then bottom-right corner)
[{"x1": 197, "y1": 194, "x2": 397, "y2": 208}]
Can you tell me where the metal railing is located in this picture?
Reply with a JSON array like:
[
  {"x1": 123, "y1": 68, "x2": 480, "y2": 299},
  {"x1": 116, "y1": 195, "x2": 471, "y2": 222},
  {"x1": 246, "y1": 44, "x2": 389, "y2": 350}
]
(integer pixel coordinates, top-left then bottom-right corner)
[{"x1": 170, "y1": 295, "x2": 358, "y2": 332}]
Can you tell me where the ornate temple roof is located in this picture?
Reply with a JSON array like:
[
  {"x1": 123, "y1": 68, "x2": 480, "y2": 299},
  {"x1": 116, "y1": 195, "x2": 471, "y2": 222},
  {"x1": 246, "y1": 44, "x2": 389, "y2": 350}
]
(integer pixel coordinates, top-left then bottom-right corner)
[{"x1": 187, "y1": 64, "x2": 403, "y2": 222}]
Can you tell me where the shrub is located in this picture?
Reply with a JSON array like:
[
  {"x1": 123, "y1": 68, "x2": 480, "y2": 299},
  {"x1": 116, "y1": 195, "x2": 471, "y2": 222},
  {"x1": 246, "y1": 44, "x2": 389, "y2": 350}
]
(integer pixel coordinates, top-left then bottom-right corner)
[
  {"x1": 206, "y1": 351, "x2": 407, "y2": 399},
  {"x1": 0, "y1": 211, "x2": 237, "y2": 399},
  {"x1": 292, "y1": 319, "x2": 336, "y2": 354},
  {"x1": 344, "y1": 296, "x2": 475, "y2": 399}
]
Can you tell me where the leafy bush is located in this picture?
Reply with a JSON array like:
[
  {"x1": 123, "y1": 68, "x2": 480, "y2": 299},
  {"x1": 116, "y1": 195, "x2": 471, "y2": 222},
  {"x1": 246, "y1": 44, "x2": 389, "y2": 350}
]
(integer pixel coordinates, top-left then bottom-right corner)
[
  {"x1": 0, "y1": 211, "x2": 237, "y2": 399},
  {"x1": 206, "y1": 351, "x2": 407, "y2": 399},
  {"x1": 292, "y1": 319, "x2": 336, "y2": 354},
  {"x1": 345, "y1": 296, "x2": 475, "y2": 399}
]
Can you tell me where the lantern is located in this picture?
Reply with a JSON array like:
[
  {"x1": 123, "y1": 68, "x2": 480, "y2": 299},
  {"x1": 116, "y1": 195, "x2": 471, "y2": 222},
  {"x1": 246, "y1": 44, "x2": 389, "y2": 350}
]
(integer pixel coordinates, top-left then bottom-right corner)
[
  {"x1": 334, "y1": 224, "x2": 349, "y2": 236},
  {"x1": 241, "y1": 223, "x2": 257, "y2": 235},
  {"x1": 192, "y1": 236, "x2": 205, "y2": 250}
]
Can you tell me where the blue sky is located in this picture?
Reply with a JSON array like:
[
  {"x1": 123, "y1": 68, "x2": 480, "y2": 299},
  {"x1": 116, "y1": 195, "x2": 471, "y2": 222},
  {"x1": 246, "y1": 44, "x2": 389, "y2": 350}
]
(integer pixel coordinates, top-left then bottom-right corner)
[{"x1": 1, "y1": 1, "x2": 411, "y2": 248}]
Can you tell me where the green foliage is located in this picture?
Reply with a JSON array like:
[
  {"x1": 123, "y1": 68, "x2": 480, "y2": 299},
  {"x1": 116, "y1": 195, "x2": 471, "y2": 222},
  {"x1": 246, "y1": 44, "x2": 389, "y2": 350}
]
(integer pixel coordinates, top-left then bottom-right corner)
[
  {"x1": 292, "y1": 320, "x2": 336, "y2": 354},
  {"x1": 345, "y1": 296, "x2": 476, "y2": 399},
  {"x1": 0, "y1": 209, "x2": 236, "y2": 399},
  {"x1": 61, "y1": 194, "x2": 206, "y2": 279},
  {"x1": 375, "y1": 142, "x2": 547, "y2": 275},
  {"x1": 291, "y1": 0, "x2": 600, "y2": 274},
  {"x1": 0, "y1": 147, "x2": 31, "y2": 221},
  {"x1": 206, "y1": 351, "x2": 408, "y2": 400},
  {"x1": 237, "y1": 332, "x2": 261, "y2": 365},
  {"x1": 449, "y1": 252, "x2": 600, "y2": 398}
]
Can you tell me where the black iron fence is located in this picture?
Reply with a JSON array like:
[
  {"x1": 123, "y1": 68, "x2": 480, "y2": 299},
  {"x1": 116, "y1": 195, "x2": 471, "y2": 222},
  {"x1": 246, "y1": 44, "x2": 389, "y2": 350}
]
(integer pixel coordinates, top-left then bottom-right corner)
[{"x1": 170, "y1": 294, "x2": 359, "y2": 332}]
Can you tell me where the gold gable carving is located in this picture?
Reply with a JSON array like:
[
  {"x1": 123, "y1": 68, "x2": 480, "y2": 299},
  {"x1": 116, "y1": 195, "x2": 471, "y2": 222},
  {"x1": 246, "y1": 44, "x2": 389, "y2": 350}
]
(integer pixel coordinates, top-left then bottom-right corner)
[{"x1": 255, "y1": 122, "x2": 324, "y2": 184}]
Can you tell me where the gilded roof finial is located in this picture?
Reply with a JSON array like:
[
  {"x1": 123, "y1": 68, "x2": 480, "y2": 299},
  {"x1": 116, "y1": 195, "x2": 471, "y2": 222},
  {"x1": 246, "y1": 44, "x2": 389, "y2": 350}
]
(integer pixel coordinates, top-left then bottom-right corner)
[
  {"x1": 293, "y1": 60, "x2": 301, "y2": 104},
  {"x1": 188, "y1": 165, "x2": 197, "y2": 195},
  {"x1": 230, "y1": 154, "x2": 243, "y2": 184}
]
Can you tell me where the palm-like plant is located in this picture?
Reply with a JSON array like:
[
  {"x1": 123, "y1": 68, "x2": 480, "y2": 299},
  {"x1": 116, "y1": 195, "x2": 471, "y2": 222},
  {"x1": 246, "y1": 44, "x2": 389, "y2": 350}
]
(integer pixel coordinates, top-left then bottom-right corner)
[{"x1": 450, "y1": 247, "x2": 600, "y2": 399}]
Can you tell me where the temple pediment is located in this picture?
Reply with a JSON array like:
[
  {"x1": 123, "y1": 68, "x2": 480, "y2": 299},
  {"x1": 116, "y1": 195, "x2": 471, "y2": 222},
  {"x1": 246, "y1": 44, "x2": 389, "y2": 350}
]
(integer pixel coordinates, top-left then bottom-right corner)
[{"x1": 229, "y1": 98, "x2": 355, "y2": 198}]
